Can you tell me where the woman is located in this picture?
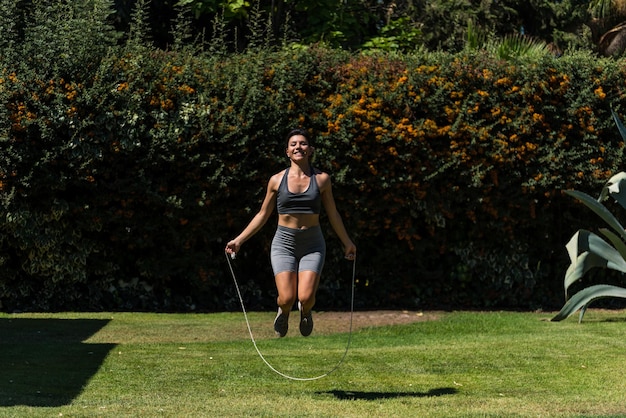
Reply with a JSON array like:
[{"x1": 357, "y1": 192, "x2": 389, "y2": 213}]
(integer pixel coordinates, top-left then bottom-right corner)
[{"x1": 225, "y1": 129, "x2": 356, "y2": 337}]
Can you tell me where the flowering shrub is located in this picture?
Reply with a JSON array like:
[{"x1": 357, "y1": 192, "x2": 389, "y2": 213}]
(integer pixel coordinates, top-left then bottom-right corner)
[
  {"x1": 304, "y1": 50, "x2": 626, "y2": 309},
  {"x1": 2, "y1": 3, "x2": 626, "y2": 311}
]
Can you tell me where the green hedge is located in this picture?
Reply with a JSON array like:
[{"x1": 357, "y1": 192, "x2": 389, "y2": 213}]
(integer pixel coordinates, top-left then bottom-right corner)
[{"x1": 2, "y1": 20, "x2": 626, "y2": 311}]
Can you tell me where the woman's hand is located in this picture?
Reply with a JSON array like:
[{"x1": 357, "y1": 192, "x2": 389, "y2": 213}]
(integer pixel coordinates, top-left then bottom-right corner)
[
  {"x1": 225, "y1": 239, "x2": 241, "y2": 257},
  {"x1": 344, "y1": 241, "x2": 356, "y2": 260}
]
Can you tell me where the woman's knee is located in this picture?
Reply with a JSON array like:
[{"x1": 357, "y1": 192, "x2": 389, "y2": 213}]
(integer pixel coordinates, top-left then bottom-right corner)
[
  {"x1": 277, "y1": 292, "x2": 297, "y2": 307},
  {"x1": 275, "y1": 271, "x2": 298, "y2": 307},
  {"x1": 297, "y1": 271, "x2": 319, "y2": 305}
]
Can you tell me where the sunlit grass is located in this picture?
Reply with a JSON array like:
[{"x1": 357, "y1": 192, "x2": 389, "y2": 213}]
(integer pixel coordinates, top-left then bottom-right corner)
[{"x1": 1, "y1": 310, "x2": 626, "y2": 417}]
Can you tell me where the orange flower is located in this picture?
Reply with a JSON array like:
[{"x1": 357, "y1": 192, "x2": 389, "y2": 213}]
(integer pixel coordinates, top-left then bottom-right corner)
[
  {"x1": 594, "y1": 86, "x2": 606, "y2": 99},
  {"x1": 423, "y1": 119, "x2": 437, "y2": 131},
  {"x1": 368, "y1": 162, "x2": 378, "y2": 175},
  {"x1": 494, "y1": 77, "x2": 511, "y2": 86},
  {"x1": 178, "y1": 84, "x2": 195, "y2": 94},
  {"x1": 525, "y1": 142, "x2": 537, "y2": 151},
  {"x1": 161, "y1": 99, "x2": 174, "y2": 110}
]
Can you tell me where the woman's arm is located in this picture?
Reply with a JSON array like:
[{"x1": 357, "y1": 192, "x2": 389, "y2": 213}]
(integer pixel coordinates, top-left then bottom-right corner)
[
  {"x1": 225, "y1": 173, "x2": 281, "y2": 255},
  {"x1": 319, "y1": 172, "x2": 357, "y2": 259}
]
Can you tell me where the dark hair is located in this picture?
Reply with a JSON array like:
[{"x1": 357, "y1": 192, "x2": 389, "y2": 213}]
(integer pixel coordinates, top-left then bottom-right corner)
[{"x1": 285, "y1": 128, "x2": 311, "y2": 146}]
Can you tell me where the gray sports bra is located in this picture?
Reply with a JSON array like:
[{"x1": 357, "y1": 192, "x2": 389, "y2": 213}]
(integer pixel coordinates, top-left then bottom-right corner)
[{"x1": 276, "y1": 167, "x2": 321, "y2": 215}]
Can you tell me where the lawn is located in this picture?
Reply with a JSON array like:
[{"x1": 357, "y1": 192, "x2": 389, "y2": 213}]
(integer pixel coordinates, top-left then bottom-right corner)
[{"x1": 1, "y1": 309, "x2": 625, "y2": 417}]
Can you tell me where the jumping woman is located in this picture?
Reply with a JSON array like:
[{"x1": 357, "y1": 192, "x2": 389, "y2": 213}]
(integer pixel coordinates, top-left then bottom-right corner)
[{"x1": 225, "y1": 129, "x2": 357, "y2": 337}]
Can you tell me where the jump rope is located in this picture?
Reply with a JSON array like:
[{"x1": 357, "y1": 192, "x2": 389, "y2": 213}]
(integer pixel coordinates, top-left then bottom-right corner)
[{"x1": 225, "y1": 250, "x2": 356, "y2": 381}]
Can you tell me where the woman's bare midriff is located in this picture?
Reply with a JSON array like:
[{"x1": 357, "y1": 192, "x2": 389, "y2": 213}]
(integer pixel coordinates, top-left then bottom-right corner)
[{"x1": 278, "y1": 213, "x2": 320, "y2": 230}]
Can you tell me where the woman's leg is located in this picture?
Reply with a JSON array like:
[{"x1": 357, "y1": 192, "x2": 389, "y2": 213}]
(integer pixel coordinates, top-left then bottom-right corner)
[
  {"x1": 296, "y1": 227, "x2": 325, "y2": 314},
  {"x1": 272, "y1": 270, "x2": 297, "y2": 337},
  {"x1": 297, "y1": 270, "x2": 320, "y2": 314},
  {"x1": 296, "y1": 270, "x2": 319, "y2": 337},
  {"x1": 275, "y1": 270, "x2": 298, "y2": 312}
]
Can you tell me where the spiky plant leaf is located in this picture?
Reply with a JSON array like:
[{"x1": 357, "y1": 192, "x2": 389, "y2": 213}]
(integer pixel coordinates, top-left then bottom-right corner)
[
  {"x1": 551, "y1": 284, "x2": 626, "y2": 322},
  {"x1": 589, "y1": 0, "x2": 624, "y2": 19},
  {"x1": 611, "y1": 109, "x2": 626, "y2": 141},
  {"x1": 565, "y1": 230, "x2": 626, "y2": 271},
  {"x1": 598, "y1": 171, "x2": 626, "y2": 210},
  {"x1": 563, "y1": 229, "x2": 626, "y2": 298},
  {"x1": 564, "y1": 252, "x2": 611, "y2": 298},
  {"x1": 465, "y1": 19, "x2": 487, "y2": 51},
  {"x1": 565, "y1": 190, "x2": 626, "y2": 241},
  {"x1": 494, "y1": 34, "x2": 549, "y2": 61},
  {"x1": 599, "y1": 227, "x2": 626, "y2": 260}
]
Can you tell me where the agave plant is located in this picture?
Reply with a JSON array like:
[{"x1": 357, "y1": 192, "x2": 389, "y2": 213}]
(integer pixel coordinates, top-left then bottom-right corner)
[{"x1": 552, "y1": 109, "x2": 626, "y2": 322}]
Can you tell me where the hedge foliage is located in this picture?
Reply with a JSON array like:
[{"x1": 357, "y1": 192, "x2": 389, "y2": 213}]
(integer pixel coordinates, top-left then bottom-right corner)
[{"x1": 2, "y1": 1, "x2": 626, "y2": 312}]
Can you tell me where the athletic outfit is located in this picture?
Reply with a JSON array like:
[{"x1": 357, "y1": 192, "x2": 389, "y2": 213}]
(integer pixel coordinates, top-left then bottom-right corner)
[
  {"x1": 270, "y1": 167, "x2": 326, "y2": 276},
  {"x1": 270, "y1": 166, "x2": 326, "y2": 337}
]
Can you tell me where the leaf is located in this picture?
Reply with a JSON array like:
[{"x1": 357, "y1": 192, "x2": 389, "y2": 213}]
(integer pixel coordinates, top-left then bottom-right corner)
[
  {"x1": 565, "y1": 190, "x2": 626, "y2": 241},
  {"x1": 611, "y1": 108, "x2": 626, "y2": 141},
  {"x1": 564, "y1": 230, "x2": 626, "y2": 297},
  {"x1": 551, "y1": 284, "x2": 626, "y2": 322},
  {"x1": 565, "y1": 230, "x2": 626, "y2": 271},
  {"x1": 599, "y1": 227, "x2": 626, "y2": 261},
  {"x1": 598, "y1": 171, "x2": 626, "y2": 210},
  {"x1": 563, "y1": 252, "x2": 608, "y2": 298}
]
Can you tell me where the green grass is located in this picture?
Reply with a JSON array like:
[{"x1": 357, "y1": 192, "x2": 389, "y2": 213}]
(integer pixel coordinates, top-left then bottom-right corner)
[{"x1": 1, "y1": 310, "x2": 626, "y2": 417}]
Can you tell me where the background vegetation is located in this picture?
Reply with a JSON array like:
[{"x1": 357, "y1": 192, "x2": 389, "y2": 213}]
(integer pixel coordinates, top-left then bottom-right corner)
[
  {"x1": 116, "y1": 0, "x2": 625, "y2": 55},
  {"x1": 2, "y1": 0, "x2": 626, "y2": 312}
]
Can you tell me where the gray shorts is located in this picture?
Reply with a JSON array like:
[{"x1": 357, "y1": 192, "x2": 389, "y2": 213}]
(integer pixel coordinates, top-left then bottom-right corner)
[{"x1": 270, "y1": 225, "x2": 326, "y2": 276}]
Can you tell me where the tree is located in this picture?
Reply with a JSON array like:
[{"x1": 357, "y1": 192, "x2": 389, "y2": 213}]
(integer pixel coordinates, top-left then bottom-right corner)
[
  {"x1": 176, "y1": 0, "x2": 386, "y2": 50},
  {"x1": 106, "y1": 0, "x2": 608, "y2": 53}
]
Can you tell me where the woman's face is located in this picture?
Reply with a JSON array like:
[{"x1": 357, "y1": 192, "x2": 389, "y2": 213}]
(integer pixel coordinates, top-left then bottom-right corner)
[{"x1": 286, "y1": 135, "x2": 312, "y2": 160}]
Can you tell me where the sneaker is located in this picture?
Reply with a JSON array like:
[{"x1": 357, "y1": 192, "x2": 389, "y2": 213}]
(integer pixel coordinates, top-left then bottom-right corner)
[
  {"x1": 298, "y1": 301, "x2": 314, "y2": 337},
  {"x1": 274, "y1": 307, "x2": 289, "y2": 337}
]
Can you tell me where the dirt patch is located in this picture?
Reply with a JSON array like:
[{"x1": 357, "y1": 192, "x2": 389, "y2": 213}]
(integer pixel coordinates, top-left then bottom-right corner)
[{"x1": 313, "y1": 310, "x2": 441, "y2": 334}]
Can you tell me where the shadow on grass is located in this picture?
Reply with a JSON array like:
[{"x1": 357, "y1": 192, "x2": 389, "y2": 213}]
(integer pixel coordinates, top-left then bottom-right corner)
[
  {"x1": 0, "y1": 318, "x2": 114, "y2": 407},
  {"x1": 320, "y1": 387, "x2": 458, "y2": 400}
]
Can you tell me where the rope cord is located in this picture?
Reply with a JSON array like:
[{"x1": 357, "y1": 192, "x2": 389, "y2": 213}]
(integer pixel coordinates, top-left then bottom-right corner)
[{"x1": 225, "y1": 251, "x2": 356, "y2": 381}]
